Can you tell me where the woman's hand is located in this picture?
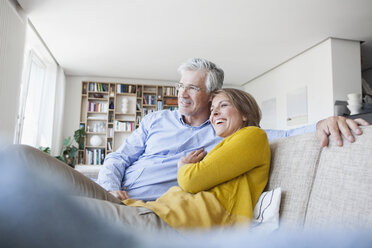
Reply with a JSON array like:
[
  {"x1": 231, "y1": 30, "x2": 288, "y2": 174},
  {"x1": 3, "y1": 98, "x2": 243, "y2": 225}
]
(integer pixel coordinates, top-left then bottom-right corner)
[
  {"x1": 178, "y1": 148, "x2": 207, "y2": 169},
  {"x1": 109, "y1": 190, "x2": 130, "y2": 201}
]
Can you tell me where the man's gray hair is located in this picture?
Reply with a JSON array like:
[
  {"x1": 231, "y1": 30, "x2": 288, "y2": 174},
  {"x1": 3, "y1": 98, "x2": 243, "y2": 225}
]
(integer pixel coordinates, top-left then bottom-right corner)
[{"x1": 177, "y1": 58, "x2": 224, "y2": 93}]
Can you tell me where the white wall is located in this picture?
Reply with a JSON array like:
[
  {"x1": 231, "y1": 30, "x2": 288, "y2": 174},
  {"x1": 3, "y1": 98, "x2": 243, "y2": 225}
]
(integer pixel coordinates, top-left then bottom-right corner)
[
  {"x1": 244, "y1": 38, "x2": 361, "y2": 130},
  {"x1": 331, "y1": 39, "x2": 362, "y2": 101},
  {"x1": 63, "y1": 76, "x2": 176, "y2": 142},
  {"x1": 0, "y1": 0, "x2": 26, "y2": 146}
]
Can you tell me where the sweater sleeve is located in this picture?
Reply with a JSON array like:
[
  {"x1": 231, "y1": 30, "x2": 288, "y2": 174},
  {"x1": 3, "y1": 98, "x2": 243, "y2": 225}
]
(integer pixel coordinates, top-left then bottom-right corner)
[{"x1": 177, "y1": 127, "x2": 270, "y2": 193}]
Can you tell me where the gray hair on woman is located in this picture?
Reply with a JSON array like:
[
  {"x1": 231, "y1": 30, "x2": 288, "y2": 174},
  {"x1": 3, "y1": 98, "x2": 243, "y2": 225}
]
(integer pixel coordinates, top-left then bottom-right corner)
[{"x1": 177, "y1": 58, "x2": 224, "y2": 93}]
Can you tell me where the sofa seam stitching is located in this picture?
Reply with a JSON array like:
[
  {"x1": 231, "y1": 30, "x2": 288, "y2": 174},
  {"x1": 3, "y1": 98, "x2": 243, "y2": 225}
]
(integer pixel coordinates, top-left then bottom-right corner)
[{"x1": 302, "y1": 145, "x2": 323, "y2": 227}]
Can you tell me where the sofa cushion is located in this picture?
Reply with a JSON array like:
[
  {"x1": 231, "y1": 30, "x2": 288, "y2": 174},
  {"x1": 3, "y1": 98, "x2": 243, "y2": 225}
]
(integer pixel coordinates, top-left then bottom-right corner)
[
  {"x1": 267, "y1": 132, "x2": 321, "y2": 228},
  {"x1": 304, "y1": 126, "x2": 372, "y2": 229},
  {"x1": 250, "y1": 187, "x2": 282, "y2": 233}
]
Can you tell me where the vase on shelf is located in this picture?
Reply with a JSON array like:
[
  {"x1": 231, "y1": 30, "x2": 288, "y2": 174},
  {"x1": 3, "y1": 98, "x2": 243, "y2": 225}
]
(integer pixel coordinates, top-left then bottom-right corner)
[
  {"x1": 90, "y1": 135, "x2": 102, "y2": 147},
  {"x1": 122, "y1": 98, "x2": 129, "y2": 113}
]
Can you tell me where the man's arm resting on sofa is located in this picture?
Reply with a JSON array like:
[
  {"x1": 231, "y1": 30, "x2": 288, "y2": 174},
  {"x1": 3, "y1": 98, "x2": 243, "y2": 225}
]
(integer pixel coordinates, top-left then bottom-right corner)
[
  {"x1": 316, "y1": 116, "x2": 369, "y2": 147},
  {"x1": 266, "y1": 116, "x2": 370, "y2": 146}
]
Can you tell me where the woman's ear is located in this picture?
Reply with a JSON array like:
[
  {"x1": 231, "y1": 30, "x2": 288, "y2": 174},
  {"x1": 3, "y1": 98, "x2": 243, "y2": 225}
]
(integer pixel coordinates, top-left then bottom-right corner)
[{"x1": 242, "y1": 116, "x2": 247, "y2": 122}]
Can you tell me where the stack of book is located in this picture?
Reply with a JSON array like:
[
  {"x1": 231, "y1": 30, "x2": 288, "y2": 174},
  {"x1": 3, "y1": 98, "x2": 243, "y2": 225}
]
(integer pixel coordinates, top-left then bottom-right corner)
[
  {"x1": 89, "y1": 83, "x2": 108, "y2": 92},
  {"x1": 117, "y1": 84, "x2": 136, "y2": 93},
  {"x1": 87, "y1": 101, "x2": 108, "y2": 112},
  {"x1": 86, "y1": 149, "x2": 105, "y2": 165},
  {"x1": 114, "y1": 121, "x2": 135, "y2": 132}
]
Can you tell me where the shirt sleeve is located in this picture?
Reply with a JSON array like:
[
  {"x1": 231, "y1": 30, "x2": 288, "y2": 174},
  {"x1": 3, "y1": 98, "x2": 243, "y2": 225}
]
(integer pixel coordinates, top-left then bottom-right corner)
[
  {"x1": 96, "y1": 113, "x2": 154, "y2": 191},
  {"x1": 177, "y1": 127, "x2": 270, "y2": 193},
  {"x1": 264, "y1": 123, "x2": 317, "y2": 142}
]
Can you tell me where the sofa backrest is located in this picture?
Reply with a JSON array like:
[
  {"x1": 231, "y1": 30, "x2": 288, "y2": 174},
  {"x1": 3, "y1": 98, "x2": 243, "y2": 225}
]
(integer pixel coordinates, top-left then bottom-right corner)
[
  {"x1": 266, "y1": 132, "x2": 321, "y2": 228},
  {"x1": 267, "y1": 126, "x2": 372, "y2": 229},
  {"x1": 304, "y1": 126, "x2": 372, "y2": 229}
]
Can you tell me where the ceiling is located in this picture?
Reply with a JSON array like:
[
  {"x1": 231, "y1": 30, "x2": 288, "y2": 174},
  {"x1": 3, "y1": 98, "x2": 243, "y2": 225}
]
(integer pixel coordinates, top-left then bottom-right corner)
[{"x1": 17, "y1": 0, "x2": 372, "y2": 86}]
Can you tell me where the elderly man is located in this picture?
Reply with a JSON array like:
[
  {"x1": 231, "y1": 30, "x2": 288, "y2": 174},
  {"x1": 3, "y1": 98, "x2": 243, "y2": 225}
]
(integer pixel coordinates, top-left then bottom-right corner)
[{"x1": 97, "y1": 58, "x2": 369, "y2": 202}]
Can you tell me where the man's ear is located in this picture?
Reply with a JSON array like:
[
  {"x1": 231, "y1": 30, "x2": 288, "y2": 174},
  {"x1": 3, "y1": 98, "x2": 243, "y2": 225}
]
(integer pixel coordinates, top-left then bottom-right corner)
[{"x1": 242, "y1": 116, "x2": 247, "y2": 121}]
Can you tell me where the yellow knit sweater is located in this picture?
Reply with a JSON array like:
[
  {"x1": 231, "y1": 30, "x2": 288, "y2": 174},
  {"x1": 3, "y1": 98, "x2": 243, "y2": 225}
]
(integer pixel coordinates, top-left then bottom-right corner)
[{"x1": 124, "y1": 126, "x2": 270, "y2": 230}]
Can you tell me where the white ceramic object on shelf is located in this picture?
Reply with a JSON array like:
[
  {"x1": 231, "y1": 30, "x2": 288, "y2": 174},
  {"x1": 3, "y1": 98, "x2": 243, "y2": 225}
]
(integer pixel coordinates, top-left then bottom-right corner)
[
  {"x1": 347, "y1": 104, "x2": 362, "y2": 115},
  {"x1": 347, "y1": 99, "x2": 362, "y2": 105},
  {"x1": 347, "y1": 93, "x2": 362, "y2": 101},
  {"x1": 346, "y1": 92, "x2": 363, "y2": 115},
  {"x1": 122, "y1": 98, "x2": 129, "y2": 113},
  {"x1": 90, "y1": 135, "x2": 102, "y2": 146}
]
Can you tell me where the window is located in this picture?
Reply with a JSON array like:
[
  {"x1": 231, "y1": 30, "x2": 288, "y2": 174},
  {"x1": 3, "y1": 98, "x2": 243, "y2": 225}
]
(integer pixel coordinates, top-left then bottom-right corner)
[
  {"x1": 19, "y1": 51, "x2": 46, "y2": 146},
  {"x1": 15, "y1": 23, "x2": 58, "y2": 149}
]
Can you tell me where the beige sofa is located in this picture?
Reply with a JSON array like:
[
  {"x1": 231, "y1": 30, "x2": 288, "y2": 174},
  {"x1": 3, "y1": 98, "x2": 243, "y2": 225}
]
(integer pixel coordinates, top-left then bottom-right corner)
[
  {"x1": 74, "y1": 126, "x2": 372, "y2": 230},
  {"x1": 266, "y1": 125, "x2": 372, "y2": 229}
]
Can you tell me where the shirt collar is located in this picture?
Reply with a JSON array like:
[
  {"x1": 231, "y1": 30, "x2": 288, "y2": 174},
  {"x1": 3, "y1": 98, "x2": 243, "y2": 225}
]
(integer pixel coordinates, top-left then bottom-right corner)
[{"x1": 176, "y1": 110, "x2": 211, "y2": 128}]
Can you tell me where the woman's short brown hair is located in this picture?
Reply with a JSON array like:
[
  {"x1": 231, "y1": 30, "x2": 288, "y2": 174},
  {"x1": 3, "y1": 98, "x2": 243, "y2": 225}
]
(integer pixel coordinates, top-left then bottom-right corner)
[{"x1": 212, "y1": 88, "x2": 261, "y2": 127}]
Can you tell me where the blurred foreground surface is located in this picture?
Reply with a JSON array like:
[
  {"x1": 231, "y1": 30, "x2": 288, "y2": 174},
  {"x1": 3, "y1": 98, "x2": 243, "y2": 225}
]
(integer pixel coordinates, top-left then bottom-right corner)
[{"x1": 0, "y1": 145, "x2": 371, "y2": 248}]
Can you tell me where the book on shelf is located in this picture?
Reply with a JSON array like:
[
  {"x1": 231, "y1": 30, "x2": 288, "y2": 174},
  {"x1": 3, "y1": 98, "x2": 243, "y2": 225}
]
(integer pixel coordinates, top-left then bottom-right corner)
[
  {"x1": 87, "y1": 101, "x2": 108, "y2": 112},
  {"x1": 77, "y1": 152, "x2": 84, "y2": 164},
  {"x1": 143, "y1": 108, "x2": 156, "y2": 116},
  {"x1": 108, "y1": 112, "x2": 114, "y2": 122},
  {"x1": 157, "y1": 101, "x2": 163, "y2": 110},
  {"x1": 114, "y1": 120, "x2": 135, "y2": 132},
  {"x1": 108, "y1": 127, "x2": 114, "y2": 137},
  {"x1": 143, "y1": 95, "x2": 156, "y2": 105},
  {"x1": 137, "y1": 86, "x2": 142, "y2": 97},
  {"x1": 142, "y1": 95, "x2": 148, "y2": 105},
  {"x1": 136, "y1": 115, "x2": 142, "y2": 125},
  {"x1": 164, "y1": 86, "x2": 176, "y2": 96},
  {"x1": 86, "y1": 148, "x2": 105, "y2": 165},
  {"x1": 89, "y1": 82, "x2": 108, "y2": 92},
  {"x1": 82, "y1": 84, "x2": 87, "y2": 94},
  {"x1": 117, "y1": 84, "x2": 136, "y2": 94}
]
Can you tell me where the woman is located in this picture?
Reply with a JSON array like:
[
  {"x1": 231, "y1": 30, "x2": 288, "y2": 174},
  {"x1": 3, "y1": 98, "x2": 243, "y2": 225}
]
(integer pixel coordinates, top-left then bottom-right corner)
[{"x1": 124, "y1": 88, "x2": 270, "y2": 229}]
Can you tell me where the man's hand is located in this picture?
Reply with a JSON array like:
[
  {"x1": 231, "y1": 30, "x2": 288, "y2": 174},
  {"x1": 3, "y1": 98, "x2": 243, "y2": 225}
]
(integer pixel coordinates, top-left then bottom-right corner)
[
  {"x1": 109, "y1": 190, "x2": 130, "y2": 201},
  {"x1": 316, "y1": 116, "x2": 369, "y2": 147},
  {"x1": 178, "y1": 148, "x2": 207, "y2": 169}
]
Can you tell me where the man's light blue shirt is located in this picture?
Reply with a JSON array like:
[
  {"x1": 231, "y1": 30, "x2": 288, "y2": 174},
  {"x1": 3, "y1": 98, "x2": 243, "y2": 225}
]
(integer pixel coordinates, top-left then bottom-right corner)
[{"x1": 96, "y1": 110, "x2": 316, "y2": 201}]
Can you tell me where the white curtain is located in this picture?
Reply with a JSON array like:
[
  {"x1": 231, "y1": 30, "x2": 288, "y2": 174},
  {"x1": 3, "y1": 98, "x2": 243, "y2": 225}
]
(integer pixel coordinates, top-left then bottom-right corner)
[
  {"x1": 16, "y1": 21, "x2": 66, "y2": 155},
  {"x1": 51, "y1": 67, "x2": 66, "y2": 156},
  {"x1": 20, "y1": 51, "x2": 47, "y2": 146}
]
